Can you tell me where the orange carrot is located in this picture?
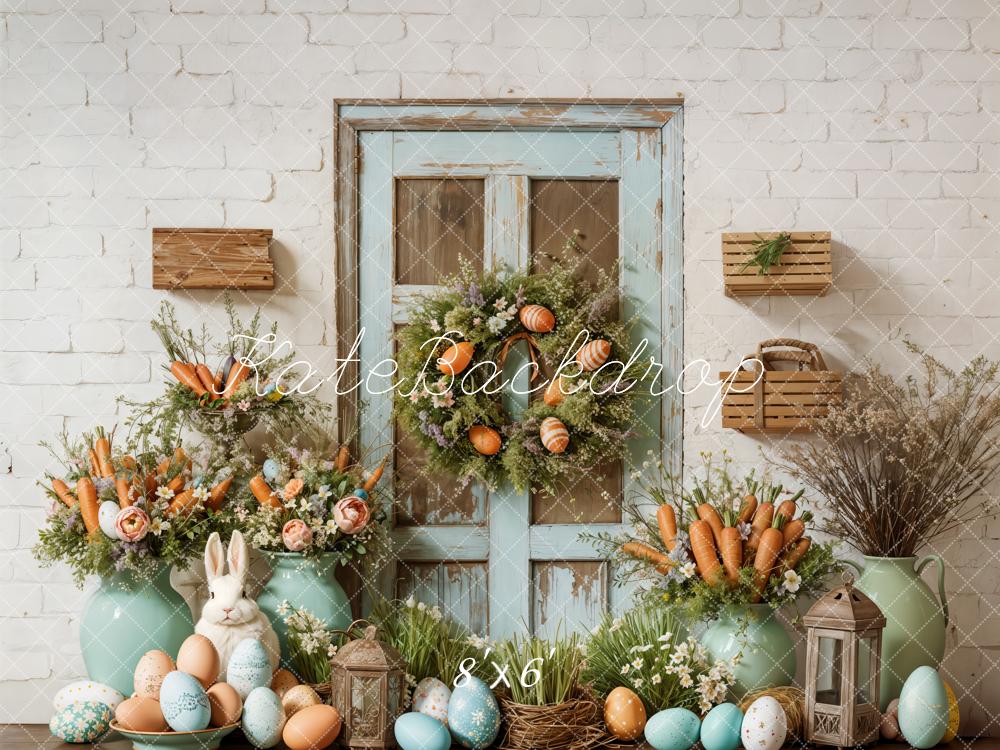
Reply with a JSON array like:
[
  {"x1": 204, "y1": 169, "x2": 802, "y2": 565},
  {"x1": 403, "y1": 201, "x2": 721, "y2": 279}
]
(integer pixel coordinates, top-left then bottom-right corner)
[
  {"x1": 656, "y1": 504, "x2": 677, "y2": 552},
  {"x1": 144, "y1": 473, "x2": 158, "y2": 501},
  {"x1": 205, "y1": 477, "x2": 232, "y2": 511},
  {"x1": 780, "y1": 537, "x2": 812, "y2": 574},
  {"x1": 88, "y1": 449, "x2": 100, "y2": 478},
  {"x1": 195, "y1": 364, "x2": 216, "y2": 393},
  {"x1": 167, "y1": 473, "x2": 186, "y2": 493},
  {"x1": 250, "y1": 475, "x2": 282, "y2": 509},
  {"x1": 335, "y1": 445, "x2": 350, "y2": 473},
  {"x1": 720, "y1": 527, "x2": 743, "y2": 587},
  {"x1": 77, "y1": 477, "x2": 100, "y2": 535},
  {"x1": 166, "y1": 489, "x2": 198, "y2": 517},
  {"x1": 697, "y1": 503, "x2": 725, "y2": 547},
  {"x1": 171, "y1": 361, "x2": 208, "y2": 396},
  {"x1": 689, "y1": 519, "x2": 723, "y2": 587},
  {"x1": 362, "y1": 455, "x2": 389, "y2": 492},
  {"x1": 122, "y1": 455, "x2": 137, "y2": 470},
  {"x1": 783, "y1": 511, "x2": 812, "y2": 549},
  {"x1": 776, "y1": 500, "x2": 797, "y2": 523},
  {"x1": 737, "y1": 494, "x2": 758, "y2": 525},
  {"x1": 212, "y1": 368, "x2": 225, "y2": 396},
  {"x1": 115, "y1": 477, "x2": 133, "y2": 508},
  {"x1": 747, "y1": 502, "x2": 774, "y2": 554},
  {"x1": 94, "y1": 428, "x2": 114, "y2": 478},
  {"x1": 622, "y1": 541, "x2": 672, "y2": 574},
  {"x1": 222, "y1": 361, "x2": 250, "y2": 399},
  {"x1": 52, "y1": 478, "x2": 77, "y2": 507},
  {"x1": 753, "y1": 526, "x2": 784, "y2": 602}
]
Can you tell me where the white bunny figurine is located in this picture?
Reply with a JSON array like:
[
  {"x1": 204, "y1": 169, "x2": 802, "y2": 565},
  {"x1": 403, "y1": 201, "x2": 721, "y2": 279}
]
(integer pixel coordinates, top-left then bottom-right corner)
[{"x1": 195, "y1": 530, "x2": 280, "y2": 679}]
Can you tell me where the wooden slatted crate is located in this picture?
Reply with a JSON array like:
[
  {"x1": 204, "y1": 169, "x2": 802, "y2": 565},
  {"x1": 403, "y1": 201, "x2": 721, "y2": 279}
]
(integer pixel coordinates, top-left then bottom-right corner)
[
  {"x1": 152, "y1": 228, "x2": 274, "y2": 290},
  {"x1": 720, "y1": 339, "x2": 842, "y2": 434},
  {"x1": 722, "y1": 231, "x2": 832, "y2": 297}
]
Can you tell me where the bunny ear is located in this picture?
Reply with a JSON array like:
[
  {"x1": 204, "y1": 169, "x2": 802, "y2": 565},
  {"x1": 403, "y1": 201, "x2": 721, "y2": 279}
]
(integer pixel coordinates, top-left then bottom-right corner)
[
  {"x1": 227, "y1": 530, "x2": 249, "y2": 581},
  {"x1": 205, "y1": 532, "x2": 225, "y2": 581}
]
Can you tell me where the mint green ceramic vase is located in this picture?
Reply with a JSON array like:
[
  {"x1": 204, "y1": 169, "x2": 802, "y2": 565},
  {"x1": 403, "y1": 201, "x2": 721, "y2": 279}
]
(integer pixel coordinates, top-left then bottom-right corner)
[
  {"x1": 256, "y1": 552, "x2": 351, "y2": 665},
  {"x1": 701, "y1": 603, "x2": 796, "y2": 697},
  {"x1": 79, "y1": 563, "x2": 194, "y2": 697},
  {"x1": 849, "y1": 555, "x2": 949, "y2": 710}
]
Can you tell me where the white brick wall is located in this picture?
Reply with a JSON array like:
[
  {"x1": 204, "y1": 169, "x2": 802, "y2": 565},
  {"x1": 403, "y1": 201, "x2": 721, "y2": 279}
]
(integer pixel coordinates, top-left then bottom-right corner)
[{"x1": 2, "y1": 0, "x2": 999, "y2": 732}]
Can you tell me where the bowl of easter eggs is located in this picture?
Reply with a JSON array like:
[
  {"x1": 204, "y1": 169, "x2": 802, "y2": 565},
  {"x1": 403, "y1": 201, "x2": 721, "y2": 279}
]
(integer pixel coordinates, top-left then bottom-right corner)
[{"x1": 109, "y1": 722, "x2": 240, "y2": 750}]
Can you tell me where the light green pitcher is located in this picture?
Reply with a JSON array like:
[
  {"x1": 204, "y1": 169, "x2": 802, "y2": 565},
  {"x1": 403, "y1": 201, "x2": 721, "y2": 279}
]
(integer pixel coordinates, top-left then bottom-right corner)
[
  {"x1": 701, "y1": 603, "x2": 797, "y2": 698},
  {"x1": 846, "y1": 555, "x2": 949, "y2": 710}
]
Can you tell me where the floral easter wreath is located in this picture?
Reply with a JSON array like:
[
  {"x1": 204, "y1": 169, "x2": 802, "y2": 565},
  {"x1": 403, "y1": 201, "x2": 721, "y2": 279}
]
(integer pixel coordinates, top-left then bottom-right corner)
[{"x1": 394, "y1": 265, "x2": 648, "y2": 495}]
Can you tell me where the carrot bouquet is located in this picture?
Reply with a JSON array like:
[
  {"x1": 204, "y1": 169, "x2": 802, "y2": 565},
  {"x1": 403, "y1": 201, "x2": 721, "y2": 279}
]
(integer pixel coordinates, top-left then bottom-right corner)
[
  {"x1": 584, "y1": 452, "x2": 840, "y2": 621},
  {"x1": 33, "y1": 427, "x2": 236, "y2": 586}
]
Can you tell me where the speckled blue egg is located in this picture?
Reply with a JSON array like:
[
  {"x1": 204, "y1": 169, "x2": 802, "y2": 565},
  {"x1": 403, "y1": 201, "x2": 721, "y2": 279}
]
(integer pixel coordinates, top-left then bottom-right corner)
[
  {"x1": 699, "y1": 703, "x2": 743, "y2": 750},
  {"x1": 898, "y1": 666, "x2": 948, "y2": 749},
  {"x1": 262, "y1": 458, "x2": 281, "y2": 481},
  {"x1": 50, "y1": 701, "x2": 112, "y2": 743},
  {"x1": 394, "y1": 711, "x2": 451, "y2": 750},
  {"x1": 447, "y1": 677, "x2": 500, "y2": 750},
  {"x1": 227, "y1": 638, "x2": 273, "y2": 699},
  {"x1": 159, "y1": 670, "x2": 210, "y2": 732},
  {"x1": 242, "y1": 686, "x2": 285, "y2": 749},
  {"x1": 644, "y1": 707, "x2": 701, "y2": 750},
  {"x1": 353, "y1": 488, "x2": 368, "y2": 500},
  {"x1": 98, "y1": 501, "x2": 121, "y2": 539}
]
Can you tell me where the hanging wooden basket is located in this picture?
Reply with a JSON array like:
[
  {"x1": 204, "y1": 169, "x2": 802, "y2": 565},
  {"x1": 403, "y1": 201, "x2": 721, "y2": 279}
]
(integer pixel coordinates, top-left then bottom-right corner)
[
  {"x1": 722, "y1": 231, "x2": 832, "y2": 297},
  {"x1": 720, "y1": 338, "x2": 842, "y2": 434}
]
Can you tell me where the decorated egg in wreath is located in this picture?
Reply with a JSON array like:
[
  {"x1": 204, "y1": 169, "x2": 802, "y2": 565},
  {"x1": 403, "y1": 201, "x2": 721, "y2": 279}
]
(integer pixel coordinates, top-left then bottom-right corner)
[
  {"x1": 519, "y1": 304, "x2": 555, "y2": 333},
  {"x1": 543, "y1": 375, "x2": 567, "y2": 406},
  {"x1": 469, "y1": 425, "x2": 501, "y2": 456},
  {"x1": 540, "y1": 417, "x2": 569, "y2": 453},
  {"x1": 438, "y1": 342, "x2": 475, "y2": 376},
  {"x1": 577, "y1": 339, "x2": 611, "y2": 371}
]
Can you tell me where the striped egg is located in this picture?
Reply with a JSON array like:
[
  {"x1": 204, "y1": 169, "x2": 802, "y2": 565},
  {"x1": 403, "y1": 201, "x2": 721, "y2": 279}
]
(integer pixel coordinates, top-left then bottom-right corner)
[
  {"x1": 540, "y1": 417, "x2": 569, "y2": 454},
  {"x1": 576, "y1": 339, "x2": 611, "y2": 371},
  {"x1": 519, "y1": 304, "x2": 555, "y2": 333},
  {"x1": 438, "y1": 341, "x2": 475, "y2": 376}
]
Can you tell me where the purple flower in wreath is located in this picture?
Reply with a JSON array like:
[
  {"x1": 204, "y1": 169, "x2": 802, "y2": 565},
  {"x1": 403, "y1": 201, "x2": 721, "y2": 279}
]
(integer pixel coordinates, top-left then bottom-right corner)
[
  {"x1": 523, "y1": 439, "x2": 543, "y2": 456},
  {"x1": 463, "y1": 283, "x2": 485, "y2": 307},
  {"x1": 514, "y1": 285, "x2": 526, "y2": 307},
  {"x1": 64, "y1": 509, "x2": 81, "y2": 531}
]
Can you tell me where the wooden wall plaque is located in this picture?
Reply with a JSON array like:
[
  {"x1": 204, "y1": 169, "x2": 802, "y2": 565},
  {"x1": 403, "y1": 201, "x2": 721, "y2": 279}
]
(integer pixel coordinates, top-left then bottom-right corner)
[{"x1": 152, "y1": 228, "x2": 274, "y2": 290}]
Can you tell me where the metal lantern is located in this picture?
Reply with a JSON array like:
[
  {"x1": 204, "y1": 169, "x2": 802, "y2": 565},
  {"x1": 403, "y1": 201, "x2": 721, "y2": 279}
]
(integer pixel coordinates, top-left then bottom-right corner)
[
  {"x1": 330, "y1": 624, "x2": 407, "y2": 749},
  {"x1": 804, "y1": 574, "x2": 886, "y2": 747}
]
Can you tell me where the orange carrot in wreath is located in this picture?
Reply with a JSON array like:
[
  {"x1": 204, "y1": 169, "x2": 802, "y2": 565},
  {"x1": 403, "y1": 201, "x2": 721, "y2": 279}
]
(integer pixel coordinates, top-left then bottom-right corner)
[
  {"x1": 222, "y1": 361, "x2": 250, "y2": 399},
  {"x1": 335, "y1": 445, "x2": 350, "y2": 473},
  {"x1": 696, "y1": 503, "x2": 724, "y2": 547},
  {"x1": 166, "y1": 489, "x2": 198, "y2": 517},
  {"x1": 737, "y1": 494, "x2": 758, "y2": 525},
  {"x1": 52, "y1": 478, "x2": 77, "y2": 507},
  {"x1": 250, "y1": 475, "x2": 282, "y2": 509},
  {"x1": 205, "y1": 476, "x2": 232, "y2": 511},
  {"x1": 362, "y1": 455, "x2": 389, "y2": 492},
  {"x1": 77, "y1": 476, "x2": 100, "y2": 535},
  {"x1": 780, "y1": 537, "x2": 812, "y2": 574},
  {"x1": 720, "y1": 526, "x2": 743, "y2": 587},
  {"x1": 170, "y1": 361, "x2": 208, "y2": 397},
  {"x1": 94, "y1": 428, "x2": 114, "y2": 478},
  {"x1": 752, "y1": 525, "x2": 785, "y2": 602},
  {"x1": 195, "y1": 363, "x2": 216, "y2": 393},
  {"x1": 88, "y1": 448, "x2": 100, "y2": 478},
  {"x1": 689, "y1": 519, "x2": 723, "y2": 587},
  {"x1": 656, "y1": 504, "x2": 677, "y2": 552},
  {"x1": 622, "y1": 541, "x2": 672, "y2": 574},
  {"x1": 115, "y1": 477, "x2": 133, "y2": 508},
  {"x1": 167, "y1": 473, "x2": 186, "y2": 493}
]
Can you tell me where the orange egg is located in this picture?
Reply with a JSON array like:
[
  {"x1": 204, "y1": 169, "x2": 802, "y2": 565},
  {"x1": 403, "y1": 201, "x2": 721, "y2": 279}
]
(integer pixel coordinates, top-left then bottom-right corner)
[
  {"x1": 519, "y1": 304, "x2": 555, "y2": 333},
  {"x1": 115, "y1": 695, "x2": 168, "y2": 732},
  {"x1": 540, "y1": 417, "x2": 569, "y2": 454},
  {"x1": 133, "y1": 649, "x2": 175, "y2": 699},
  {"x1": 282, "y1": 704, "x2": 342, "y2": 750},
  {"x1": 469, "y1": 425, "x2": 502, "y2": 456},
  {"x1": 604, "y1": 686, "x2": 646, "y2": 741},
  {"x1": 282, "y1": 684, "x2": 322, "y2": 718},
  {"x1": 543, "y1": 376, "x2": 568, "y2": 407},
  {"x1": 270, "y1": 668, "x2": 300, "y2": 699},
  {"x1": 437, "y1": 341, "x2": 475, "y2": 376},
  {"x1": 176, "y1": 633, "x2": 220, "y2": 689},
  {"x1": 577, "y1": 339, "x2": 611, "y2": 371},
  {"x1": 207, "y1": 682, "x2": 243, "y2": 727}
]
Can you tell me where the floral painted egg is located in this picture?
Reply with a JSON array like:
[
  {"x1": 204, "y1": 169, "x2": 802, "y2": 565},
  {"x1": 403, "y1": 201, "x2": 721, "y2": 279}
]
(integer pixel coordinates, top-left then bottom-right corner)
[
  {"x1": 413, "y1": 676, "x2": 452, "y2": 726},
  {"x1": 468, "y1": 425, "x2": 501, "y2": 456},
  {"x1": 53, "y1": 680, "x2": 124, "y2": 712},
  {"x1": 227, "y1": 638, "x2": 273, "y2": 699},
  {"x1": 576, "y1": 339, "x2": 611, "y2": 371},
  {"x1": 519, "y1": 304, "x2": 555, "y2": 333},
  {"x1": 447, "y1": 676, "x2": 500, "y2": 750},
  {"x1": 159, "y1": 670, "x2": 211, "y2": 732},
  {"x1": 134, "y1": 649, "x2": 175, "y2": 699},
  {"x1": 50, "y1": 701, "x2": 112, "y2": 743},
  {"x1": 898, "y1": 666, "x2": 948, "y2": 749},
  {"x1": 604, "y1": 686, "x2": 646, "y2": 741},
  {"x1": 242, "y1": 686, "x2": 285, "y2": 749},
  {"x1": 699, "y1": 702, "x2": 743, "y2": 750},
  {"x1": 644, "y1": 707, "x2": 701, "y2": 750},
  {"x1": 395, "y1": 711, "x2": 451, "y2": 750},
  {"x1": 262, "y1": 458, "x2": 281, "y2": 481},
  {"x1": 438, "y1": 341, "x2": 475, "y2": 376},
  {"x1": 98, "y1": 500, "x2": 121, "y2": 539},
  {"x1": 740, "y1": 696, "x2": 787, "y2": 750},
  {"x1": 540, "y1": 416, "x2": 569, "y2": 453}
]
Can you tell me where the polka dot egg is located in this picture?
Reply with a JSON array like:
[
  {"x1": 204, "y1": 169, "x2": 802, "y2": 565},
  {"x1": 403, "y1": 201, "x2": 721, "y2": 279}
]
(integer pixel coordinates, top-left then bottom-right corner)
[
  {"x1": 447, "y1": 677, "x2": 500, "y2": 750},
  {"x1": 50, "y1": 701, "x2": 112, "y2": 744},
  {"x1": 604, "y1": 686, "x2": 647, "y2": 741},
  {"x1": 741, "y1": 696, "x2": 787, "y2": 750},
  {"x1": 413, "y1": 677, "x2": 452, "y2": 726}
]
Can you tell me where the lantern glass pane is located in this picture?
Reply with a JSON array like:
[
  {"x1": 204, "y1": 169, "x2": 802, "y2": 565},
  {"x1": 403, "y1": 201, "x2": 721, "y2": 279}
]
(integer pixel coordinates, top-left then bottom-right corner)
[
  {"x1": 388, "y1": 671, "x2": 402, "y2": 719},
  {"x1": 855, "y1": 635, "x2": 877, "y2": 705},
  {"x1": 816, "y1": 636, "x2": 843, "y2": 705},
  {"x1": 350, "y1": 674, "x2": 384, "y2": 740}
]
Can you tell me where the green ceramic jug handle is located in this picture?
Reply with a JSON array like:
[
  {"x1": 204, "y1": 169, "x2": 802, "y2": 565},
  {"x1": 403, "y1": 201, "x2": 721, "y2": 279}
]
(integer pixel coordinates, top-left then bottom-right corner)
[
  {"x1": 841, "y1": 559, "x2": 864, "y2": 578},
  {"x1": 916, "y1": 554, "x2": 949, "y2": 627}
]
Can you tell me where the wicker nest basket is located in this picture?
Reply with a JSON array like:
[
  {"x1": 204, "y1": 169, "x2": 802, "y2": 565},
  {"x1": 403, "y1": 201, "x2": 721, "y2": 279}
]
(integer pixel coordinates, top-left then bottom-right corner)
[
  {"x1": 498, "y1": 689, "x2": 613, "y2": 750},
  {"x1": 307, "y1": 680, "x2": 333, "y2": 702}
]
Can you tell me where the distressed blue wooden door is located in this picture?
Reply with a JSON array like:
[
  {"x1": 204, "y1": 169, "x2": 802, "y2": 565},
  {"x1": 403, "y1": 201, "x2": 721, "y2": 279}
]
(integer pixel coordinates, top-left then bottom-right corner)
[{"x1": 343, "y1": 102, "x2": 682, "y2": 639}]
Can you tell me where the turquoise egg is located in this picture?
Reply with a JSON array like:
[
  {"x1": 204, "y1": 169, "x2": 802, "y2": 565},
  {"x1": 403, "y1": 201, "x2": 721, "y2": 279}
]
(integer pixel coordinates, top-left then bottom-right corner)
[
  {"x1": 898, "y1": 666, "x2": 948, "y2": 749},
  {"x1": 159, "y1": 670, "x2": 210, "y2": 732},
  {"x1": 227, "y1": 638, "x2": 273, "y2": 699},
  {"x1": 353, "y1": 488, "x2": 369, "y2": 499},
  {"x1": 49, "y1": 701, "x2": 111, "y2": 743},
  {"x1": 447, "y1": 677, "x2": 500, "y2": 750},
  {"x1": 262, "y1": 458, "x2": 281, "y2": 481},
  {"x1": 699, "y1": 703, "x2": 743, "y2": 750},
  {"x1": 98, "y1": 501, "x2": 120, "y2": 539},
  {"x1": 644, "y1": 707, "x2": 701, "y2": 750},
  {"x1": 242, "y1": 686, "x2": 284, "y2": 749},
  {"x1": 394, "y1": 711, "x2": 451, "y2": 750}
]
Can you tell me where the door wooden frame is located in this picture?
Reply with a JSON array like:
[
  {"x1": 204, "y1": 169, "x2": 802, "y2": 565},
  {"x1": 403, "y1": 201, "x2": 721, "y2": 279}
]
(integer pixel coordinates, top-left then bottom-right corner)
[{"x1": 334, "y1": 98, "x2": 685, "y2": 458}]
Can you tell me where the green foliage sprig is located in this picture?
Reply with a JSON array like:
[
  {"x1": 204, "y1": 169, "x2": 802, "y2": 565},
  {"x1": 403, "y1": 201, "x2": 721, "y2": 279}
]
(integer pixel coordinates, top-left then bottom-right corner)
[
  {"x1": 741, "y1": 232, "x2": 792, "y2": 275},
  {"x1": 491, "y1": 628, "x2": 584, "y2": 706}
]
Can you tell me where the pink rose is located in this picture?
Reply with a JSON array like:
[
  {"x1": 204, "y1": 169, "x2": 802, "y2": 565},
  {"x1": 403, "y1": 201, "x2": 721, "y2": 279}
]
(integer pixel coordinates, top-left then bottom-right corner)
[
  {"x1": 282, "y1": 519, "x2": 313, "y2": 552},
  {"x1": 115, "y1": 506, "x2": 150, "y2": 542},
  {"x1": 333, "y1": 496, "x2": 371, "y2": 535}
]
